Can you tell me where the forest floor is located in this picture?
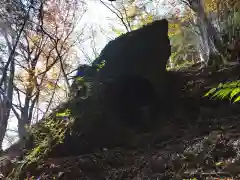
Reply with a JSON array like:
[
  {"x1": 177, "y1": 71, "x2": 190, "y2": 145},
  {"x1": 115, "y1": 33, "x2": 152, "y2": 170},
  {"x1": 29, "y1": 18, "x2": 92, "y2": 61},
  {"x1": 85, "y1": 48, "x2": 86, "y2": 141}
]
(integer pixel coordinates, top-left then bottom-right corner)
[{"x1": 3, "y1": 64, "x2": 240, "y2": 180}]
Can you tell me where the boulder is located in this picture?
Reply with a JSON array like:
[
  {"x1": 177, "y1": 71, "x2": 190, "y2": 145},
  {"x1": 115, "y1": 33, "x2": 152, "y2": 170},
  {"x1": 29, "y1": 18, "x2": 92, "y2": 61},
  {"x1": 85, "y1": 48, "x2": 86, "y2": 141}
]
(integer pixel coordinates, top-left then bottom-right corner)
[
  {"x1": 74, "y1": 19, "x2": 171, "y2": 99},
  {"x1": 93, "y1": 19, "x2": 171, "y2": 97},
  {"x1": 71, "y1": 19, "x2": 179, "y2": 130}
]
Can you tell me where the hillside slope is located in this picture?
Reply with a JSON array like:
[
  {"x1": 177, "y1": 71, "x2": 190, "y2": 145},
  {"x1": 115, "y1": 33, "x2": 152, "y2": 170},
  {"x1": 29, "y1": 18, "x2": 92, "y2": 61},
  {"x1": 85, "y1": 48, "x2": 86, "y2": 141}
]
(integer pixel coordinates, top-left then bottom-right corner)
[{"x1": 2, "y1": 65, "x2": 240, "y2": 180}]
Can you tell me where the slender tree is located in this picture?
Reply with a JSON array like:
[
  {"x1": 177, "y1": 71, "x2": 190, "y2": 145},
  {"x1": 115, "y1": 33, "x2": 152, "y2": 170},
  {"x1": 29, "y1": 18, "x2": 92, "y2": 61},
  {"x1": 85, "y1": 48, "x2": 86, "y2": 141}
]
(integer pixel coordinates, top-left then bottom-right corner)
[{"x1": 0, "y1": 0, "x2": 87, "y2": 149}]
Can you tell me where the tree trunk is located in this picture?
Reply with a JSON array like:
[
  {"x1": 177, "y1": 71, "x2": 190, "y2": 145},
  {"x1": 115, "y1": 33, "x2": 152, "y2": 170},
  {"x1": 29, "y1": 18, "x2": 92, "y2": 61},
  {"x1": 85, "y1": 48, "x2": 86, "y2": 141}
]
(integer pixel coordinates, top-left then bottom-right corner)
[
  {"x1": 18, "y1": 87, "x2": 34, "y2": 141},
  {"x1": 0, "y1": 101, "x2": 8, "y2": 150},
  {"x1": 0, "y1": 59, "x2": 15, "y2": 150},
  {"x1": 185, "y1": 0, "x2": 225, "y2": 67}
]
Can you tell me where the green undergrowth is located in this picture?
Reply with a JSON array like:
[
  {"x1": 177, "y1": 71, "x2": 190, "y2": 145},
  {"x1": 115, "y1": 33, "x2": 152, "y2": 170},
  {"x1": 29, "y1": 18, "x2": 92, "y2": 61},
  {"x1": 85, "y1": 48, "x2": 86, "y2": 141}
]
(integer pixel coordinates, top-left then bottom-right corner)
[
  {"x1": 7, "y1": 96, "x2": 122, "y2": 179},
  {"x1": 27, "y1": 109, "x2": 74, "y2": 162},
  {"x1": 205, "y1": 80, "x2": 240, "y2": 103},
  {"x1": 7, "y1": 108, "x2": 75, "y2": 179}
]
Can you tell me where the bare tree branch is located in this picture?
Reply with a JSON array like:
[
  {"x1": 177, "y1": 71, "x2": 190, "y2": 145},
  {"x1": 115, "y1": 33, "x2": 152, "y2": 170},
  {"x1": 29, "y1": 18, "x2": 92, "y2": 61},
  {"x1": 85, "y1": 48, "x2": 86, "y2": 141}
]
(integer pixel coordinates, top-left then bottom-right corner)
[
  {"x1": 0, "y1": 4, "x2": 32, "y2": 87},
  {"x1": 100, "y1": 0, "x2": 131, "y2": 32}
]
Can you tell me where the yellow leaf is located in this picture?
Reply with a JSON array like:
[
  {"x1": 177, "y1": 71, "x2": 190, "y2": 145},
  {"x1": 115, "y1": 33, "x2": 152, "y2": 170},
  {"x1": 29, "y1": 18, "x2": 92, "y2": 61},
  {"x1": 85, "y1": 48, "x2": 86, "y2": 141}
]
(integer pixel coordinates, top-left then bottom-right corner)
[
  {"x1": 168, "y1": 22, "x2": 181, "y2": 37},
  {"x1": 111, "y1": 27, "x2": 124, "y2": 36},
  {"x1": 31, "y1": 35, "x2": 40, "y2": 44},
  {"x1": 215, "y1": 161, "x2": 224, "y2": 166},
  {"x1": 203, "y1": 0, "x2": 217, "y2": 12},
  {"x1": 47, "y1": 82, "x2": 55, "y2": 89}
]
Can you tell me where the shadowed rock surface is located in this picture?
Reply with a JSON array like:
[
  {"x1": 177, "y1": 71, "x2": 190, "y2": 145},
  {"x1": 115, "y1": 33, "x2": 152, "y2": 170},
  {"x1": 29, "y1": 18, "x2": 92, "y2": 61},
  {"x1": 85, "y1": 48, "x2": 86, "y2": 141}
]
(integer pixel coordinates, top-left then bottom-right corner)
[
  {"x1": 73, "y1": 19, "x2": 173, "y2": 99},
  {"x1": 70, "y1": 19, "x2": 181, "y2": 130}
]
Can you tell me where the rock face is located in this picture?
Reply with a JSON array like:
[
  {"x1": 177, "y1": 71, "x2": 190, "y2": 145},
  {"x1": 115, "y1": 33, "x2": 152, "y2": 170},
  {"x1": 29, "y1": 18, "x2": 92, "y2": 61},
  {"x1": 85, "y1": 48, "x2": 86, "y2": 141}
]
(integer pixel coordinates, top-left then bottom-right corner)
[
  {"x1": 93, "y1": 19, "x2": 171, "y2": 95},
  {"x1": 74, "y1": 19, "x2": 171, "y2": 97},
  {"x1": 70, "y1": 65, "x2": 94, "y2": 98},
  {"x1": 102, "y1": 76, "x2": 159, "y2": 130},
  {"x1": 72, "y1": 19, "x2": 177, "y2": 130}
]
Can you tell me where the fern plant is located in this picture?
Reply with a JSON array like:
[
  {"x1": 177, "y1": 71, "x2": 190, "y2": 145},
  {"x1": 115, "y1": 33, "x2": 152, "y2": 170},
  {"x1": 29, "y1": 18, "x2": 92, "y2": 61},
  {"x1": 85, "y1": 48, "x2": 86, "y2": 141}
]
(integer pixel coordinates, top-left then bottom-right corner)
[{"x1": 205, "y1": 80, "x2": 240, "y2": 103}]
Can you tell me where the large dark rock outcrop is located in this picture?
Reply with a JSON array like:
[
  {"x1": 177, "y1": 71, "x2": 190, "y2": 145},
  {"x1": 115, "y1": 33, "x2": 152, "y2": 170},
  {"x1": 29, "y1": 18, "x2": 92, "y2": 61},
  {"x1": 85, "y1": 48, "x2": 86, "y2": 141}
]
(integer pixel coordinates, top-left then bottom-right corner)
[
  {"x1": 9, "y1": 19, "x2": 179, "y2": 159},
  {"x1": 93, "y1": 19, "x2": 170, "y2": 82},
  {"x1": 74, "y1": 19, "x2": 172, "y2": 97},
  {"x1": 71, "y1": 19, "x2": 181, "y2": 129}
]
